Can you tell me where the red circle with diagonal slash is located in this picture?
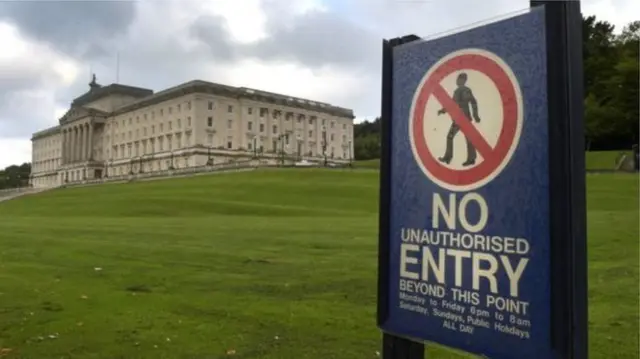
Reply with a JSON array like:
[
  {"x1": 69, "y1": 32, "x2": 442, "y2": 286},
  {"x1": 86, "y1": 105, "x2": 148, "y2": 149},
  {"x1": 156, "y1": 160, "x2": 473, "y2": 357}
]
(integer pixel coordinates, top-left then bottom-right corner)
[{"x1": 411, "y1": 51, "x2": 519, "y2": 188}]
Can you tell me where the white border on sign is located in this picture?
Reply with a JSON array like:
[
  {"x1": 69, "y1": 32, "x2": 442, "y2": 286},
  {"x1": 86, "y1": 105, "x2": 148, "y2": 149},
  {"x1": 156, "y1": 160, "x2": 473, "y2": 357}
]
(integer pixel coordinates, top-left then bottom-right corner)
[{"x1": 408, "y1": 48, "x2": 524, "y2": 192}]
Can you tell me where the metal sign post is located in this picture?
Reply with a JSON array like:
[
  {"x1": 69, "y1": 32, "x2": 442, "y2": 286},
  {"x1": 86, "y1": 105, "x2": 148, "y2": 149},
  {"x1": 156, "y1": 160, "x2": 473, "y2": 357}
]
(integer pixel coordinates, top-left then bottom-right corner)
[{"x1": 377, "y1": 1, "x2": 586, "y2": 358}]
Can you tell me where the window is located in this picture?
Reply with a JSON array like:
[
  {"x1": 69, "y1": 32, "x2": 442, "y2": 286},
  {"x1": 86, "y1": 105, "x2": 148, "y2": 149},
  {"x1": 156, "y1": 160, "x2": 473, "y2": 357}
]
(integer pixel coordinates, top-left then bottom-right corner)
[
  {"x1": 207, "y1": 117, "x2": 213, "y2": 127},
  {"x1": 322, "y1": 119, "x2": 326, "y2": 125},
  {"x1": 272, "y1": 125, "x2": 277, "y2": 134},
  {"x1": 169, "y1": 107, "x2": 173, "y2": 114},
  {"x1": 129, "y1": 118, "x2": 132, "y2": 125},
  {"x1": 152, "y1": 111, "x2": 155, "y2": 119},
  {"x1": 227, "y1": 138, "x2": 233, "y2": 149},
  {"x1": 343, "y1": 124, "x2": 347, "y2": 130},
  {"x1": 160, "y1": 109, "x2": 164, "y2": 116},
  {"x1": 208, "y1": 134, "x2": 213, "y2": 145},
  {"x1": 177, "y1": 119, "x2": 182, "y2": 128},
  {"x1": 160, "y1": 123, "x2": 164, "y2": 132},
  {"x1": 227, "y1": 119, "x2": 233, "y2": 129},
  {"x1": 330, "y1": 134, "x2": 334, "y2": 141},
  {"x1": 309, "y1": 131, "x2": 313, "y2": 137},
  {"x1": 187, "y1": 101, "x2": 192, "y2": 110},
  {"x1": 177, "y1": 104, "x2": 181, "y2": 112},
  {"x1": 152, "y1": 125, "x2": 155, "y2": 134},
  {"x1": 187, "y1": 117, "x2": 192, "y2": 126},
  {"x1": 208, "y1": 101, "x2": 213, "y2": 110},
  {"x1": 169, "y1": 121, "x2": 172, "y2": 130},
  {"x1": 342, "y1": 135, "x2": 346, "y2": 142},
  {"x1": 167, "y1": 136, "x2": 172, "y2": 150},
  {"x1": 309, "y1": 118, "x2": 314, "y2": 125},
  {"x1": 136, "y1": 129, "x2": 139, "y2": 138},
  {"x1": 248, "y1": 122, "x2": 253, "y2": 131},
  {"x1": 177, "y1": 136, "x2": 182, "y2": 148},
  {"x1": 144, "y1": 114, "x2": 148, "y2": 121},
  {"x1": 331, "y1": 121, "x2": 335, "y2": 128},
  {"x1": 259, "y1": 124, "x2": 264, "y2": 132},
  {"x1": 248, "y1": 142, "x2": 253, "y2": 150},
  {"x1": 248, "y1": 107, "x2": 253, "y2": 115},
  {"x1": 136, "y1": 116, "x2": 139, "y2": 123},
  {"x1": 228, "y1": 105, "x2": 233, "y2": 113},
  {"x1": 128, "y1": 131, "x2": 132, "y2": 140}
]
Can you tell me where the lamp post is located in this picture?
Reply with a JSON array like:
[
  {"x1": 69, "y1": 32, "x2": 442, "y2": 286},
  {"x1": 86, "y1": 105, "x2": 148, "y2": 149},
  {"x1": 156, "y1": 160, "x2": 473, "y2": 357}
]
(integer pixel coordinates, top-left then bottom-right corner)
[
  {"x1": 322, "y1": 126, "x2": 328, "y2": 167},
  {"x1": 253, "y1": 136, "x2": 257, "y2": 159},
  {"x1": 207, "y1": 146, "x2": 213, "y2": 166}
]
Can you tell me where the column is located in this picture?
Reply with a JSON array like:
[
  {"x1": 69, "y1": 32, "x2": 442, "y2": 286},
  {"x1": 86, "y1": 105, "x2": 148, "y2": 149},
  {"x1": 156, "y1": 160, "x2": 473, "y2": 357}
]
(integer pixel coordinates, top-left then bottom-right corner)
[
  {"x1": 81, "y1": 125, "x2": 87, "y2": 161},
  {"x1": 69, "y1": 127, "x2": 74, "y2": 163},
  {"x1": 61, "y1": 130, "x2": 67, "y2": 164},
  {"x1": 67, "y1": 127, "x2": 72, "y2": 162},
  {"x1": 78, "y1": 126, "x2": 83, "y2": 162},
  {"x1": 74, "y1": 126, "x2": 79, "y2": 162},
  {"x1": 87, "y1": 122, "x2": 94, "y2": 160}
]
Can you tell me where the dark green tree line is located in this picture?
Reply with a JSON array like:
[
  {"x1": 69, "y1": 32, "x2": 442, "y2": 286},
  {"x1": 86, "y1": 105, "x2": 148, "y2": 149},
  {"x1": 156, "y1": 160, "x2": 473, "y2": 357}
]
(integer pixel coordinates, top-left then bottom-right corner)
[
  {"x1": 0, "y1": 163, "x2": 31, "y2": 190},
  {"x1": 353, "y1": 16, "x2": 639, "y2": 159}
]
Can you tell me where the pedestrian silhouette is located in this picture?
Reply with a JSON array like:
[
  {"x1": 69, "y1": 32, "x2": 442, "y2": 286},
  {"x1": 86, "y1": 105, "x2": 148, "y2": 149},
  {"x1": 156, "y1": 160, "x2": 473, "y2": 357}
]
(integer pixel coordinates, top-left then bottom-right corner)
[{"x1": 437, "y1": 72, "x2": 482, "y2": 166}]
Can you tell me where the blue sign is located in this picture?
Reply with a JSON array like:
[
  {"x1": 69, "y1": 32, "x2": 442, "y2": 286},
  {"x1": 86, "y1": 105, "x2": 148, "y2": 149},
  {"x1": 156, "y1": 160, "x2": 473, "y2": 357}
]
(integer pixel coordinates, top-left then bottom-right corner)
[{"x1": 380, "y1": 8, "x2": 551, "y2": 359}]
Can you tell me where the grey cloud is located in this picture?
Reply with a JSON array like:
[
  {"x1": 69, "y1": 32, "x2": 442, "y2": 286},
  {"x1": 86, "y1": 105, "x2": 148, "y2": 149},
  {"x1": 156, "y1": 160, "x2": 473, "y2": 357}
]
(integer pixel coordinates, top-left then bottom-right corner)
[
  {"x1": 242, "y1": 10, "x2": 379, "y2": 71},
  {"x1": 0, "y1": 1, "x2": 136, "y2": 59},
  {"x1": 189, "y1": 15, "x2": 238, "y2": 61},
  {"x1": 0, "y1": 91, "x2": 55, "y2": 138}
]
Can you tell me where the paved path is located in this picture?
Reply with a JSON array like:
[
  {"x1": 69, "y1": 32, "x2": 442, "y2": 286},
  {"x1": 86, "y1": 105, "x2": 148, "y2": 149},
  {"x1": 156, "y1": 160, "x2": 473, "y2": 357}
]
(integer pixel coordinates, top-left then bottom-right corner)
[{"x1": 0, "y1": 188, "x2": 53, "y2": 203}]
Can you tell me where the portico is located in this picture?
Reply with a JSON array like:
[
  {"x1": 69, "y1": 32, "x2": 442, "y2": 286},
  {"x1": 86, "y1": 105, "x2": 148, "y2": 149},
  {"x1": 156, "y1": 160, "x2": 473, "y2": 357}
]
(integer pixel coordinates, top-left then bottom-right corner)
[{"x1": 61, "y1": 121, "x2": 94, "y2": 164}]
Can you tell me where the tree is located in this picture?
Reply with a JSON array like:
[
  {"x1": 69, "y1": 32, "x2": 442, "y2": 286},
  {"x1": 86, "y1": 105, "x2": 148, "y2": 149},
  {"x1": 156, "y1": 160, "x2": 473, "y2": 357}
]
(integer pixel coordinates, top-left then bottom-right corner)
[
  {"x1": 353, "y1": 118, "x2": 381, "y2": 160},
  {"x1": 0, "y1": 163, "x2": 31, "y2": 189}
]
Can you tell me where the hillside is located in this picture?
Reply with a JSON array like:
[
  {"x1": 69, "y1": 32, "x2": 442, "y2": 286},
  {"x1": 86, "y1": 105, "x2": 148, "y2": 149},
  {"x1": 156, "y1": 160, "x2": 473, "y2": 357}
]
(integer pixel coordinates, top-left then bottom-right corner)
[{"x1": 0, "y1": 169, "x2": 637, "y2": 358}]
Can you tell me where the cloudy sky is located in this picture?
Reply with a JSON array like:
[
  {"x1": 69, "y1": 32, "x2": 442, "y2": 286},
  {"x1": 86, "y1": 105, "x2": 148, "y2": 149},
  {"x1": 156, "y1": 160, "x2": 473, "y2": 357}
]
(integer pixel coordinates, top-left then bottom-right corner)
[{"x1": 0, "y1": 0, "x2": 637, "y2": 168}]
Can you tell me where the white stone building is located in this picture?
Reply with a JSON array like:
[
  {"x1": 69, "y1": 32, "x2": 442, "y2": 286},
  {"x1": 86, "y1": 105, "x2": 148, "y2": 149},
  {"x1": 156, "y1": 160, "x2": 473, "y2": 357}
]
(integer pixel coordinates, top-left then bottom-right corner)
[{"x1": 30, "y1": 76, "x2": 355, "y2": 188}]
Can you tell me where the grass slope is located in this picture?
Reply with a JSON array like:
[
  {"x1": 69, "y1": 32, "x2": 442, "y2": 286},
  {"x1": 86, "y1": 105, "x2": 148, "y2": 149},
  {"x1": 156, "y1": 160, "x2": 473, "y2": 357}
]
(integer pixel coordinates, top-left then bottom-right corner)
[
  {"x1": 355, "y1": 150, "x2": 634, "y2": 170},
  {"x1": 0, "y1": 169, "x2": 637, "y2": 359}
]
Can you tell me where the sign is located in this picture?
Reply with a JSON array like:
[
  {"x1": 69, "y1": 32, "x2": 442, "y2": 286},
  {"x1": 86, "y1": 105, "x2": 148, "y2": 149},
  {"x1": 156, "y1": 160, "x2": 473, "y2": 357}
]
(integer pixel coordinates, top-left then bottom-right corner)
[
  {"x1": 378, "y1": 7, "x2": 558, "y2": 359},
  {"x1": 409, "y1": 49, "x2": 523, "y2": 192}
]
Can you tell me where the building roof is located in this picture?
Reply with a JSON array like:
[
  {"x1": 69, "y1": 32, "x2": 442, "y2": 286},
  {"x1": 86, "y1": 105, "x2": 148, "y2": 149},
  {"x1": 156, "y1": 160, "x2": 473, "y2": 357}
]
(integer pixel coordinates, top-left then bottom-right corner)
[
  {"x1": 110, "y1": 80, "x2": 355, "y2": 119},
  {"x1": 71, "y1": 75, "x2": 153, "y2": 108},
  {"x1": 33, "y1": 78, "x2": 355, "y2": 140},
  {"x1": 31, "y1": 125, "x2": 61, "y2": 141}
]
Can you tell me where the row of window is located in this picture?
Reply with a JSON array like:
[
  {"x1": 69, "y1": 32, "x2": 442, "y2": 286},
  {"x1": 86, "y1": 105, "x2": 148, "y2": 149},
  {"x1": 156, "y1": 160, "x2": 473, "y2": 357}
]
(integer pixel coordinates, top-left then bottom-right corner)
[
  {"x1": 111, "y1": 101, "x2": 197, "y2": 130},
  {"x1": 111, "y1": 134, "x2": 192, "y2": 159},
  {"x1": 206, "y1": 117, "x2": 350, "y2": 140}
]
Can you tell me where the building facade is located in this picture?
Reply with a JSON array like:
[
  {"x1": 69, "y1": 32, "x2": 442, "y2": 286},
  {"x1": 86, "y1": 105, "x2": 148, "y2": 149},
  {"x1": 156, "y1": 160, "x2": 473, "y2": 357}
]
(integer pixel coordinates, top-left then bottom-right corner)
[{"x1": 30, "y1": 77, "x2": 355, "y2": 188}]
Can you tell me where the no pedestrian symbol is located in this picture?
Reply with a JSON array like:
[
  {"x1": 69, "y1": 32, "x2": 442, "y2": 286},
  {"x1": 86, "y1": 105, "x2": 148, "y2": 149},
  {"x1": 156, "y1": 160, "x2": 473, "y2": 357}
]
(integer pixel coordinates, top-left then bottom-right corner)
[{"x1": 409, "y1": 48, "x2": 524, "y2": 191}]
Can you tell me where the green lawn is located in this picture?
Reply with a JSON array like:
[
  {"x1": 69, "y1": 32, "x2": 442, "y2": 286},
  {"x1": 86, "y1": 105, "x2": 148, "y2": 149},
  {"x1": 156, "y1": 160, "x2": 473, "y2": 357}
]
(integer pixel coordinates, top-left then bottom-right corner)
[
  {"x1": 355, "y1": 151, "x2": 634, "y2": 170},
  {"x1": 0, "y1": 169, "x2": 637, "y2": 358}
]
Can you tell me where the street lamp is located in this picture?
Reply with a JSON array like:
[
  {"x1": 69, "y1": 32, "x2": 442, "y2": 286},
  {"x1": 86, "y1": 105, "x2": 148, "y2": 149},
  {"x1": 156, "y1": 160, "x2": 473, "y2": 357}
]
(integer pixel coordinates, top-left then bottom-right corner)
[
  {"x1": 322, "y1": 126, "x2": 328, "y2": 167},
  {"x1": 253, "y1": 136, "x2": 257, "y2": 159},
  {"x1": 207, "y1": 146, "x2": 213, "y2": 166}
]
